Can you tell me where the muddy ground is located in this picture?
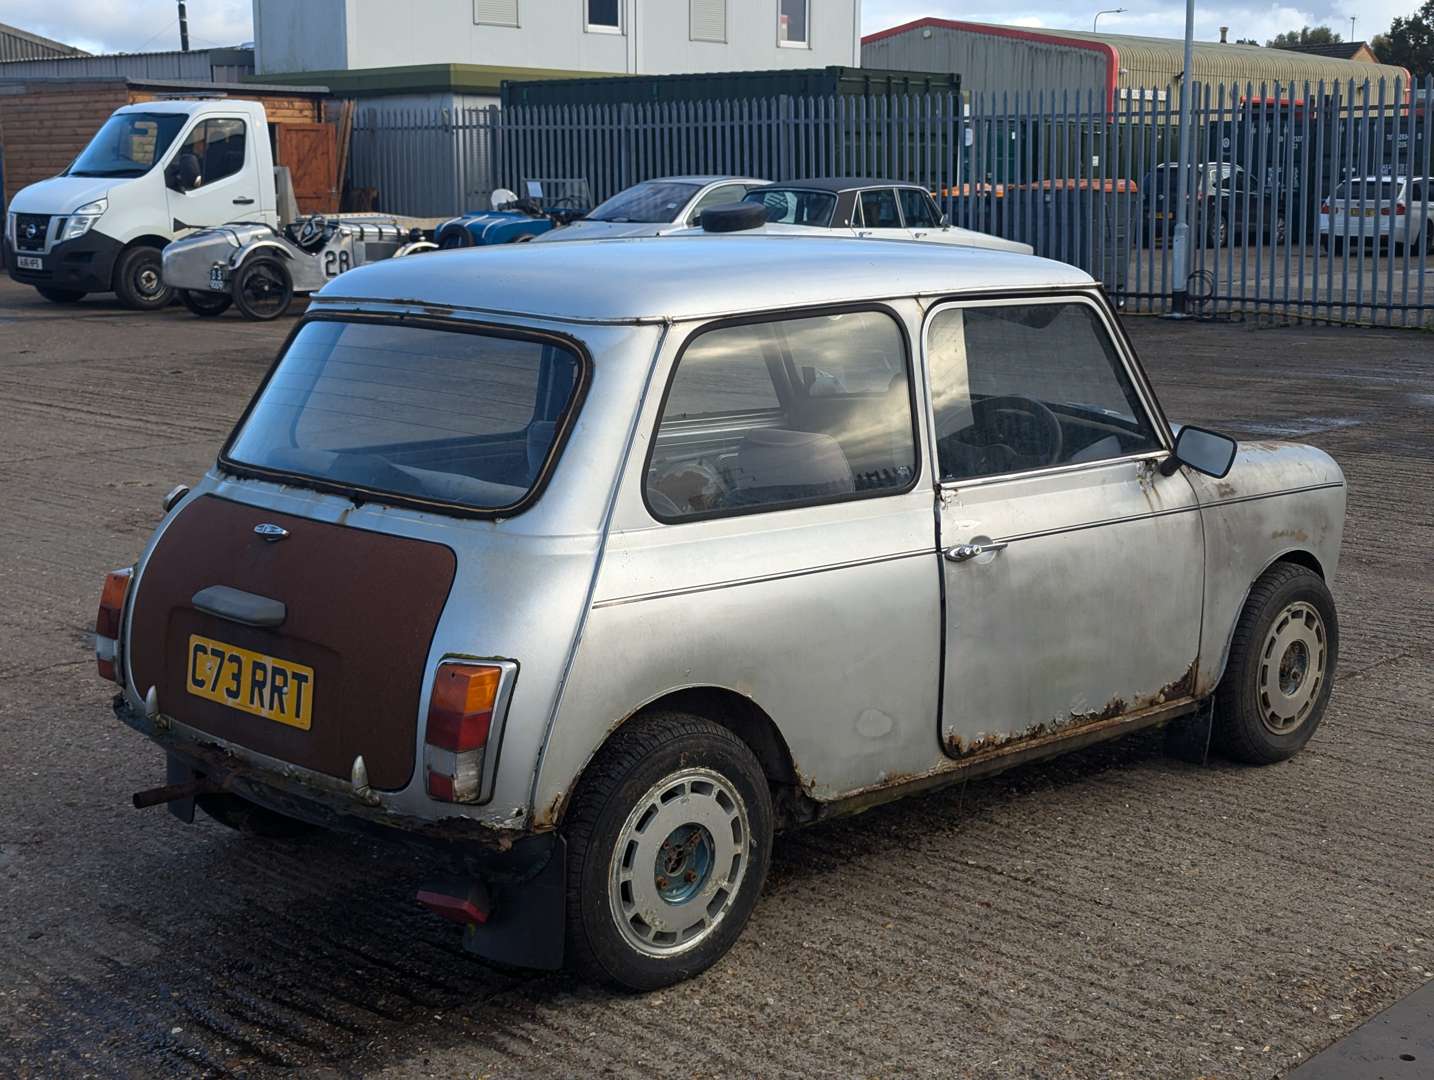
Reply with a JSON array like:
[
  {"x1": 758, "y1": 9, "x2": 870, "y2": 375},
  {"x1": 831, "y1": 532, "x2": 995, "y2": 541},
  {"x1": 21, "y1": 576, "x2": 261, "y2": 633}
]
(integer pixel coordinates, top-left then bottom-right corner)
[{"x1": 0, "y1": 278, "x2": 1430, "y2": 1079}]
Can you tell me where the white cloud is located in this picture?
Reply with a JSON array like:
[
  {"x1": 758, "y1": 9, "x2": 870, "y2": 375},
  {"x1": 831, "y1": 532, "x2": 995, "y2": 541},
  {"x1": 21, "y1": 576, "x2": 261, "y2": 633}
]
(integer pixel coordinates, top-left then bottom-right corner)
[{"x1": 3, "y1": 0, "x2": 252, "y2": 54}]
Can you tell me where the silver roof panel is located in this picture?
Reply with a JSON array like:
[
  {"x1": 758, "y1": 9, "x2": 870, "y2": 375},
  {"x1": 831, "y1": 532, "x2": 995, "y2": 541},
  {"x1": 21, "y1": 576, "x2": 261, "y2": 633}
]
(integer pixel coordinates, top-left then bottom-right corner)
[{"x1": 313, "y1": 234, "x2": 1094, "y2": 324}]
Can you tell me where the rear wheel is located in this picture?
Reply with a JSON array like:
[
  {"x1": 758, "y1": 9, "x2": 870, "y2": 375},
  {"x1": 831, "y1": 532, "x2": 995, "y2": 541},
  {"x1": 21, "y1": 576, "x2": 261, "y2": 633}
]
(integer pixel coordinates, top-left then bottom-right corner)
[
  {"x1": 196, "y1": 793, "x2": 315, "y2": 838},
  {"x1": 36, "y1": 286, "x2": 85, "y2": 303},
  {"x1": 563, "y1": 711, "x2": 773, "y2": 991},
  {"x1": 113, "y1": 245, "x2": 173, "y2": 310},
  {"x1": 1207, "y1": 214, "x2": 1228, "y2": 248},
  {"x1": 179, "y1": 288, "x2": 232, "y2": 317},
  {"x1": 232, "y1": 257, "x2": 294, "y2": 320},
  {"x1": 1214, "y1": 562, "x2": 1338, "y2": 765}
]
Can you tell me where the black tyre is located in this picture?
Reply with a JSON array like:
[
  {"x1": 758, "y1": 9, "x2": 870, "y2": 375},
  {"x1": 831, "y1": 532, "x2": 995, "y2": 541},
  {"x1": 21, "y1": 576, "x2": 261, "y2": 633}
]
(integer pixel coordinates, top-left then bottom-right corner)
[
  {"x1": 1269, "y1": 214, "x2": 1286, "y2": 245},
  {"x1": 232, "y1": 257, "x2": 294, "y2": 321},
  {"x1": 1207, "y1": 215, "x2": 1229, "y2": 248},
  {"x1": 179, "y1": 288, "x2": 233, "y2": 317},
  {"x1": 36, "y1": 286, "x2": 85, "y2": 303},
  {"x1": 1214, "y1": 562, "x2": 1338, "y2": 765},
  {"x1": 113, "y1": 245, "x2": 173, "y2": 310},
  {"x1": 563, "y1": 711, "x2": 773, "y2": 991},
  {"x1": 196, "y1": 793, "x2": 315, "y2": 838}
]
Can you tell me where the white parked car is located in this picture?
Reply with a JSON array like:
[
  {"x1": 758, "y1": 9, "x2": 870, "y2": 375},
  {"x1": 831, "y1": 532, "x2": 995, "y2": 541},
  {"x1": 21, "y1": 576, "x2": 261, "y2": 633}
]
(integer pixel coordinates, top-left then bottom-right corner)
[
  {"x1": 1320, "y1": 175, "x2": 1433, "y2": 254},
  {"x1": 531, "y1": 175, "x2": 768, "y2": 242},
  {"x1": 727, "y1": 177, "x2": 1033, "y2": 254}
]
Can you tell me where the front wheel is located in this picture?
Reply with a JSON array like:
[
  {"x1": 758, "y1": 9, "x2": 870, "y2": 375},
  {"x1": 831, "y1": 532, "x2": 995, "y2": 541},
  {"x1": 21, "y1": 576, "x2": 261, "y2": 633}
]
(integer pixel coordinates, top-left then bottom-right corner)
[
  {"x1": 179, "y1": 288, "x2": 232, "y2": 317},
  {"x1": 1214, "y1": 562, "x2": 1338, "y2": 765},
  {"x1": 563, "y1": 712, "x2": 773, "y2": 991},
  {"x1": 113, "y1": 245, "x2": 173, "y2": 310},
  {"x1": 232, "y1": 257, "x2": 294, "y2": 320}
]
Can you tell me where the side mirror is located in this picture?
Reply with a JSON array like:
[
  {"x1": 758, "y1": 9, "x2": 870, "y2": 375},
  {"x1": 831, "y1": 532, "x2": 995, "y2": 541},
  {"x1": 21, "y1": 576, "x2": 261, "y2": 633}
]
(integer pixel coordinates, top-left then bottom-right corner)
[
  {"x1": 166, "y1": 153, "x2": 201, "y2": 192},
  {"x1": 1161, "y1": 425, "x2": 1238, "y2": 478},
  {"x1": 940, "y1": 212, "x2": 950, "y2": 226}
]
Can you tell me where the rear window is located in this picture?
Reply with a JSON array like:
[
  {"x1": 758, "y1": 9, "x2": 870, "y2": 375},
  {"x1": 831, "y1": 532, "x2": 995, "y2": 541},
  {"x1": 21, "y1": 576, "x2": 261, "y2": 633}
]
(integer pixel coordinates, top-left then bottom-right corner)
[{"x1": 224, "y1": 319, "x2": 583, "y2": 513}]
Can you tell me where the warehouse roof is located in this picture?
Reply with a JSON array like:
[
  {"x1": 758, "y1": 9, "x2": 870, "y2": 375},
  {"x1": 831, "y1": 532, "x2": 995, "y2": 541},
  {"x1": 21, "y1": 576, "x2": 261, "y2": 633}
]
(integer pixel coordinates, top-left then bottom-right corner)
[
  {"x1": 0, "y1": 20, "x2": 86, "y2": 63},
  {"x1": 864, "y1": 19, "x2": 1413, "y2": 93}
]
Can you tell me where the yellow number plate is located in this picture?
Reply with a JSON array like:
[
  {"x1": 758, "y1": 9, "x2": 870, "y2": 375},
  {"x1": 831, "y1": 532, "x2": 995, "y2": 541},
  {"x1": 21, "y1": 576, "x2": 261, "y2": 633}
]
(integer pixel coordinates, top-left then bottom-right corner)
[{"x1": 186, "y1": 634, "x2": 315, "y2": 730}]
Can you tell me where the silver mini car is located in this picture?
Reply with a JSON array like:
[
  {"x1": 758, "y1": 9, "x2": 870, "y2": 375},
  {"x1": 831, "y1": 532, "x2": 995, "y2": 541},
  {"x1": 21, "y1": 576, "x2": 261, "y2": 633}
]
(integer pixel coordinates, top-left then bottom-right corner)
[{"x1": 103, "y1": 235, "x2": 1344, "y2": 990}]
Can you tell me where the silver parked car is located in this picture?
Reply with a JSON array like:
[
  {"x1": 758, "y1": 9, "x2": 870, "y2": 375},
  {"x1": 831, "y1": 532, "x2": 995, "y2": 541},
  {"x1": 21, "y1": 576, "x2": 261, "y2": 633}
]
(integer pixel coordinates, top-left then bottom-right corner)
[
  {"x1": 530, "y1": 175, "x2": 768, "y2": 242},
  {"x1": 103, "y1": 235, "x2": 1344, "y2": 990}
]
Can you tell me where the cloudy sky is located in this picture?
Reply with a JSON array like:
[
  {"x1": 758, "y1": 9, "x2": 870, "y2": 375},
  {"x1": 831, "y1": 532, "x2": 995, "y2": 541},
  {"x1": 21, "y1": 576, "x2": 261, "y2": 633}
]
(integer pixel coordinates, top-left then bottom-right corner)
[{"x1": 4, "y1": 0, "x2": 1418, "y2": 56}]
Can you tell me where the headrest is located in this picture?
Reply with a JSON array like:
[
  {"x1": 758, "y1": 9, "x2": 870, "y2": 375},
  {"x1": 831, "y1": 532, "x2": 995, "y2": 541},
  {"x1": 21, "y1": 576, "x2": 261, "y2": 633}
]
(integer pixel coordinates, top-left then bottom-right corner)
[{"x1": 732, "y1": 428, "x2": 854, "y2": 502}]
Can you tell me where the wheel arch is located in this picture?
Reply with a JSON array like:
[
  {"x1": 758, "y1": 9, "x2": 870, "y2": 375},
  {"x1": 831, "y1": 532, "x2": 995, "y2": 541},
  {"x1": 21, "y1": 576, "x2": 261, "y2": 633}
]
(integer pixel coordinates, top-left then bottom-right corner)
[
  {"x1": 546, "y1": 685, "x2": 802, "y2": 830},
  {"x1": 1209, "y1": 548, "x2": 1327, "y2": 690}
]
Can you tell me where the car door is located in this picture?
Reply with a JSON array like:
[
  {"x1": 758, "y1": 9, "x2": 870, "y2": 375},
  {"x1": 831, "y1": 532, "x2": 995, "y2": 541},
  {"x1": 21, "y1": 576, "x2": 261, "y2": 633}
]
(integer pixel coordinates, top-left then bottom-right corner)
[
  {"x1": 853, "y1": 187, "x2": 908, "y2": 241},
  {"x1": 897, "y1": 187, "x2": 946, "y2": 240},
  {"x1": 164, "y1": 116, "x2": 260, "y2": 231},
  {"x1": 925, "y1": 295, "x2": 1206, "y2": 756}
]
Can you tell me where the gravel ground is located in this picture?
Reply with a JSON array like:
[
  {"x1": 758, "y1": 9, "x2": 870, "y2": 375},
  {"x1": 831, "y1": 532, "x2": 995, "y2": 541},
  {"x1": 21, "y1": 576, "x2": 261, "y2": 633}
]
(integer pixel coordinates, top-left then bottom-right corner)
[{"x1": 0, "y1": 279, "x2": 1430, "y2": 1079}]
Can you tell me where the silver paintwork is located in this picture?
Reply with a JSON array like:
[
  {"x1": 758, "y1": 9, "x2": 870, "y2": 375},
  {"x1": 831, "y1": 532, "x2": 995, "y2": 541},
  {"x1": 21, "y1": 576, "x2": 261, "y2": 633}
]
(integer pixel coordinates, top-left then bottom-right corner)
[
  {"x1": 532, "y1": 176, "x2": 769, "y2": 243},
  {"x1": 119, "y1": 236, "x2": 1345, "y2": 843}
]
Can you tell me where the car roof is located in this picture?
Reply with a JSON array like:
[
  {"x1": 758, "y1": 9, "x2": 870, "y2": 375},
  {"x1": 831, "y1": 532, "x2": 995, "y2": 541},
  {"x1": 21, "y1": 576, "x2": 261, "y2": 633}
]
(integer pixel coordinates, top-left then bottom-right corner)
[
  {"x1": 641, "y1": 175, "x2": 768, "y2": 185},
  {"x1": 762, "y1": 178, "x2": 927, "y2": 193},
  {"x1": 316, "y1": 235, "x2": 1092, "y2": 324}
]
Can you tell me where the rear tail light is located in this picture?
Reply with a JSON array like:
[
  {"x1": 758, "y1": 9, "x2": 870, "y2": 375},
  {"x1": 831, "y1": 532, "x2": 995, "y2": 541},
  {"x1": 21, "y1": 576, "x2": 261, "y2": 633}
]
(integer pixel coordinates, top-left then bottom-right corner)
[
  {"x1": 1319, "y1": 202, "x2": 1330, "y2": 214},
  {"x1": 425, "y1": 662, "x2": 502, "y2": 803},
  {"x1": 96, "y1": 568, "x2": 133, "y2": 683},
  {"x1": 1381, "y1": 202, "x2": 1406, "y2": 216}
]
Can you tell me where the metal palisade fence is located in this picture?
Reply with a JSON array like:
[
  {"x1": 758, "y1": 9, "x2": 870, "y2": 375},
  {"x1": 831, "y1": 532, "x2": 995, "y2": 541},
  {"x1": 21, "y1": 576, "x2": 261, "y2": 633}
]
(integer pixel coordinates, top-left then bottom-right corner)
[{"x1": 349, "y1": 79, "x2": 1434, "y2": 327}]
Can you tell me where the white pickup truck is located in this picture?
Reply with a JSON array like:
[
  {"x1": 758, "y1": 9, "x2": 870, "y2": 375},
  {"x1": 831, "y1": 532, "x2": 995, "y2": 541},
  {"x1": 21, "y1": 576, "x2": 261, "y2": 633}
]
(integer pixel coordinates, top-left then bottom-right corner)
[{"x1": 4, "y1": 98, "x2": 286, "y2": 309}]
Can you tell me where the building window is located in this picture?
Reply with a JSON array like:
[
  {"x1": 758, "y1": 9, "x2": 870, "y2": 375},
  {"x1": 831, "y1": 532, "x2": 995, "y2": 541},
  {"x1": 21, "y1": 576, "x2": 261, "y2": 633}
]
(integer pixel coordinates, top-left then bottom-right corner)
[
  {"x1": 691, "y1": 0, "x2": 727, "y2": 42},
  {"x1": 473, "y1": 0, "x2": 519, "y2": 26},
  {"x1": 778, "y1": 0, "x2": 808, "y2": 46},
  {"x1": 587, "y1": 0, "x2": 622, "y2": 32}
]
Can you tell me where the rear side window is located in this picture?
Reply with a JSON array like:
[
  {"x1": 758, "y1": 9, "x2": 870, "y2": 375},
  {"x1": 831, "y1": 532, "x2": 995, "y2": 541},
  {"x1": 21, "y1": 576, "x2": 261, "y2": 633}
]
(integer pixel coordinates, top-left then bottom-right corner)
[
  {"x1": 225, "y1": 319, "x2": 583, "y2": 512},
  {"x1": 646, "y1": 310, "x2": 917, "y2": 520},
  {"x1": 859, "y1": 189, "x2": 901, "y2": 227}
]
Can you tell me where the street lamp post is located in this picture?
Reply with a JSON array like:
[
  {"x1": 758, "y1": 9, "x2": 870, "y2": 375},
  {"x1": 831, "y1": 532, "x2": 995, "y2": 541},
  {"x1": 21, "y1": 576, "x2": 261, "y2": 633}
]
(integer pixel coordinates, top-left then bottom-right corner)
[
  {"x1": 1092, "y1": 7, "x2": 1127, "y2": 32},
  {"x1": 1170, "y1": 0, "x2": 1195, "y2": 316}
]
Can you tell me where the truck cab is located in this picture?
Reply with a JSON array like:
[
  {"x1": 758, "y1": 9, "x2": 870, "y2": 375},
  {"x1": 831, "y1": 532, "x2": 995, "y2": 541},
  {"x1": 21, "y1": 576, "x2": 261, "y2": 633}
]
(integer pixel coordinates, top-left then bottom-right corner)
[{"x1": 4, "y1": 97, "x2": 277, "y2": 309}]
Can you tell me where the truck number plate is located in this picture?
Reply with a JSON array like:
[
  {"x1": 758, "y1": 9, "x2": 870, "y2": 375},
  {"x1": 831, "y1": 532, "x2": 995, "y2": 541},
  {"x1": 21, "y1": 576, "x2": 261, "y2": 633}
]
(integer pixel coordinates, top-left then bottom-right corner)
[
  {"x1": 16, "y1": 256, "x2": 42, "y2": 271},
  {"x1": 209, "y1": 266, "x2": 227, "y2": 290},
  {"x1": 186, "y1": 634, "x2": 315, "y2": 730}
]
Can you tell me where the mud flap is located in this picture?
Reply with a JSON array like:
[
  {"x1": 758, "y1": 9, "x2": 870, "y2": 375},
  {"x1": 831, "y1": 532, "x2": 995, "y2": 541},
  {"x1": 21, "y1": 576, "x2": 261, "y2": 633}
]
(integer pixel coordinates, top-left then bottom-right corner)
[
  {"x1": 165, "y1": 752, "x2": 198, "y2": 823},
  {"x1": 462, "y1": 834, "x2": 567, "y2": 971},
  {"x1": 1164, "y1": 700, "x2": 1214, "y2": 765}
]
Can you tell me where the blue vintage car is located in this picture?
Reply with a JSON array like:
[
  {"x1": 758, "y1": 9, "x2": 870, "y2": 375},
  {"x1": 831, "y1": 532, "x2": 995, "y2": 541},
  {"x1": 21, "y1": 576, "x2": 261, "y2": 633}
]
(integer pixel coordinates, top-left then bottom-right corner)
[{"x1": 436, "y1": 185, "x2": 589, "y2": 248}]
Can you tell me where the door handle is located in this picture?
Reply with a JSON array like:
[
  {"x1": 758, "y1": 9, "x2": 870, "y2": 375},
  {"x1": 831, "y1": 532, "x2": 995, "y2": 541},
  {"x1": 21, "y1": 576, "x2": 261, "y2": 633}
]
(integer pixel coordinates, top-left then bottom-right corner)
[
  {"x1": 943, "y1": 541, "x2": 1009, "y2": 563},
  {"x1": 232, "y1": 197, "x2": 255, "y2": 205}
]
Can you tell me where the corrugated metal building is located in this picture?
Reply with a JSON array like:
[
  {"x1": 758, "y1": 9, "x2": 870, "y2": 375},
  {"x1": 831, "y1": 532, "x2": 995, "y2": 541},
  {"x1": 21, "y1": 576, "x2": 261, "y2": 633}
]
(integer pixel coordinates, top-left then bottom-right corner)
[
  {"x1": 862, "y1": 19, "x2": 1414, "y2": 108},
  {"x1": 0, "y1": 47, "x2": 254, "y2": 83},
  {"x1": 0, "y1": 21, "x2": 85, "y2": 63}
]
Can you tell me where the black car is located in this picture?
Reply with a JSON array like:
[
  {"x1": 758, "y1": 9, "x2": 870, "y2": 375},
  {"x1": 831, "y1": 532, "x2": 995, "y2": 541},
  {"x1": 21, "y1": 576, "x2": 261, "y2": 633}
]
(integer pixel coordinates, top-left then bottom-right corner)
[{"x1": 1143, "y1": 163, "x2": 1285, "y2": 247}]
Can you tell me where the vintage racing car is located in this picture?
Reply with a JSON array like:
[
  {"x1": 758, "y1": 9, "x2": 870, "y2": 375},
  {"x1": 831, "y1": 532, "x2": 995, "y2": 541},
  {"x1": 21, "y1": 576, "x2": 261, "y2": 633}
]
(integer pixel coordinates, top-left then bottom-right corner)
[{"x1": 161, "y1": 213, "x2": 438, "y2": 320}]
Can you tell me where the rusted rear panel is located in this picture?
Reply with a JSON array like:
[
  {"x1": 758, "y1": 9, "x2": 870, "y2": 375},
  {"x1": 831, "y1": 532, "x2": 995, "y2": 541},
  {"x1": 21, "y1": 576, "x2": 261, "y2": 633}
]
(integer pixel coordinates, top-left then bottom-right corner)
[{"x1": 129, "y1": 495, "x2": 456, "y2": 790}]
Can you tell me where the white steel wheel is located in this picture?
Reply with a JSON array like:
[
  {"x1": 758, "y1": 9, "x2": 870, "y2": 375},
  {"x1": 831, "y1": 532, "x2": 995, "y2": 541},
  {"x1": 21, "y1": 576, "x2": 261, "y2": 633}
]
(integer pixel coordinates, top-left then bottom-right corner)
[
  {"x1": 1256, "y1": 600, "x2": 1327, "y2": 736},
  {"x1": 1215, "y1": 562, "x2": 1339, "y2": 765},
  {"x1": 608, "y1": 767, "x2": 751, "y2": 958},
  {"x1": 563, "y1": 711, "x2": 773, "y2": 991}
]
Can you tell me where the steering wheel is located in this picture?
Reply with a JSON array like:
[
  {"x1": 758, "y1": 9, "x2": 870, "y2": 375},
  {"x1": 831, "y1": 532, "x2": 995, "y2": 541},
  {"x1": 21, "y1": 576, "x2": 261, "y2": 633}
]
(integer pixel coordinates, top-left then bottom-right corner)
[
  {"x1": 296, "y1": 216, "x2": 328, "y2": 249},
  {"x1": 971, "y1": 395, "x2": 1064, "y2": 467}
]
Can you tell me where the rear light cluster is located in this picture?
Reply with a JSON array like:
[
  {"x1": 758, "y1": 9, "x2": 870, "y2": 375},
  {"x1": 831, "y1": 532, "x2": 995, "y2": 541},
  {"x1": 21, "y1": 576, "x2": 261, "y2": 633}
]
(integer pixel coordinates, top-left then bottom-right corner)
[
  {"x1": 1382, "y1": 203, "x2": 1407, "y2": 216},
  {"x1": 95, "y1": 568, "x2": 133, "y2": 684},
  {"x1": 425, "y1": 662, "x2": 502, "y2": 803}
]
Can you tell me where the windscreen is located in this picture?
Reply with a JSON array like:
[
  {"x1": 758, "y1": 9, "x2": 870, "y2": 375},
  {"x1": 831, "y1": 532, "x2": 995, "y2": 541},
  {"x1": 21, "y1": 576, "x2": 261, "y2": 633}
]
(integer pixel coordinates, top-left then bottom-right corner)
[
  {"x1": 587, "y1": 182, "x2": 701, "y2": 223},
  {"x1": 68, "y1": 112, "x2": 188, "y2": 178},
  {"x1": 745, "y1": 188, "x2": 838, "y2": 227},
  {"x1": 225, "y1": 320, "x2": 583, "y2": 512}
]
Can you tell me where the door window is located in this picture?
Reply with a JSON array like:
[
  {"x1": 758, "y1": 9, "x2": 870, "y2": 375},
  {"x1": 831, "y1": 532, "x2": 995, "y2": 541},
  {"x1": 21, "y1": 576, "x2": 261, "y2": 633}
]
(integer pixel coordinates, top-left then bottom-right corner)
[
  {"x1": 899, "y1": 188, "x2": 943, "y2": 228},
  {"x1": 927, "y1": 302, "x2": 1159, "y2": 482},
  {"x1": 175, "y1": 119, "x2": 247, "y2": 188},
  {"x1": 647, "y1": 310, "x2": 918, "y2": 520},
  {"x1": 858, "y1": 189, "x2": 901, "y2": 228}
]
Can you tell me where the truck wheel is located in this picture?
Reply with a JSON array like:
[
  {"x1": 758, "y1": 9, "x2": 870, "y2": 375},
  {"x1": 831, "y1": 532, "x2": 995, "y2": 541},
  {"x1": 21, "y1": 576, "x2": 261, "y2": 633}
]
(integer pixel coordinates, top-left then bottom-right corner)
[
  {"x1": 36, "y1": 286, "x2": 85, "y2": 303},
  {"x1": 563, "y1": 711, "x2": 773, "y2": 991},
  {"x1": 232, "y1": 257, "x2": 294, "y2": 320},
  {"x1": 113, "y1": 245, "x2": 173, "y2": 310},
  {"x1": 179, "y1": 289, "x2": 233, "y2": 317},
  {"x1": 195, "y1": 793, "x2": 315, "y2": 838},
  {"x1": 1214, "y1": 562, "x2": 1338, "y2": 765}
]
